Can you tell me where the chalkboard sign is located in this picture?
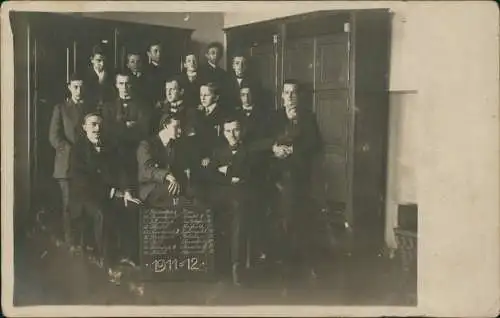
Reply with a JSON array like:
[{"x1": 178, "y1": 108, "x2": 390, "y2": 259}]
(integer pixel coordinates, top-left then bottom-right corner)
[{"x1": 140, "y1": 197, "x2": 215, "y2": 281}]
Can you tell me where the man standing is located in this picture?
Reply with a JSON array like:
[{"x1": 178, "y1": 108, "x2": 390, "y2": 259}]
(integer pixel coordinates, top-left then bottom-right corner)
[
  {"x1": 101, "y1": 73, "x2": 151, "y2": 185},
  {"x1": 269, "y1": 79, "x2": 322, "y2": 282},
  {"x1": 207, "y1": 116, "x2": 254, "y2": 285},
  {"x1": 145, "y1": 41, "x2": 168, "y2": 105},
  {"x1": 125, "y1": 52, "x2": 149, "y2": 105},
  {"x1": 69, "y1": 112, "x2": 140, "y2": 271},
  {"x1": 178, "y1": 51, "x2": 205, "y2": 107},
  {"x1": 86, "y1": 45, "x2": 116, "y2": 108},
  {"x1": 236, "y1": 84, "x2": 272, "y2": 264},
  {"x1": 49, "y1": 73, "x2": 94, "y2": 245},
  {"x1": 199, "y1": 42, "x2": 228, "y2": 108},
  {"x1": 154, "y1": 76, "x2": 197, "y2": 135},
  {"x1": 226, "y1": 53, "x2": 260, "y2": 111}
]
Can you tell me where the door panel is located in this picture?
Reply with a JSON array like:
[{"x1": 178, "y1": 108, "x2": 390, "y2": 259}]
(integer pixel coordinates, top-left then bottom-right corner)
[
  {"x1": 284, "y1": 38, "x2": 314, "y2": 84},
  {"x1": 31, "y1": 27, "x2": 73, "y2": 211},
  {"x1": 312, "y1": 33, "x2": 350, "y2": 208},
  {"x1": 250, "y1": 43, "x2": 277, "y2": 109},
  {"x1": 315, "y1": 34, "x2": 349, "y2": 90},
  {"x1": 313, "y1": 89, "x2": 349, "y2": 205},
  {"x1": 284, "y1": 38, "x2": 315, "y2": 110}
]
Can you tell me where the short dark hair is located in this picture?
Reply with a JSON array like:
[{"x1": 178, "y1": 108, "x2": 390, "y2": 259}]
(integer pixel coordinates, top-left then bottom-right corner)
[
  {"x1": 91, "y1": 45, "x2": 105, "y2": 58},
  {"x1": 283, "y1": 79, "x2": 300, "y2": 90},
  {"x1": 239, "y1": 84, "x2": 253, "y2": 91},
  {"x1": 223, "y1": 114, "x2": 241, "y2": 126},
  {"x1": 206, "y1": 42, "x2": 224, "y2": 54},
  {"x1": 165, "y1": 75, "x2": 184, "y2": 90},
  {"x1": 68, "y1": 73, "x2": 84, "y2": 83},
  {"x1": 115, "y1": 71, "x2": 130, "y2": 80},
  {"x1": 82, "y1": 111, "x2": 103, "y2": 125},
  {"x1": 159, "y1": 112, "x2": 181, "y2": 130},
  {"x1": 200, "y1": 82, "x2": 220, "y2": 96},
  {"x1": 183, "y1": 51, "x2": 198, "y2": 60},
  {"x1": 148, "y1": 41, "x2": 161, "y2": 51},
  {"x1": 127, "y1": 52, "x2": 141, "y2": 60},
  {"x1": 232, "y1": 50, "x2": 247, "y2": 60}
]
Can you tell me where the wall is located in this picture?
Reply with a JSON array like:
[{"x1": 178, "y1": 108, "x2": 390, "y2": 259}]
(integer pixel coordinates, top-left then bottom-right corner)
[{"x1": 79, "y1": 12, "x2": 225, "y2": 67}]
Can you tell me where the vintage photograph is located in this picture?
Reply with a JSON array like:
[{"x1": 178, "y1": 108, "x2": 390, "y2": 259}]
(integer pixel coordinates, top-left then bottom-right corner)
[{"x1": 9, "y1": 2, "x2": 422, "y2": 309}]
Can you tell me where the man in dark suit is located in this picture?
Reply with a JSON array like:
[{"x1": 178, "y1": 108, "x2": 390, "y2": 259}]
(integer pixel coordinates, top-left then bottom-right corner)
[
  {"x1": 101, "y1": 72, "x2": 151, "y2": 187},
  {"x1": 207, "y1": 116, "x2": 254, "y2": 285},
  {"x1": 193, "y1": 82, "x2": 228, "y2": 165},
  {"x1": 137, "y1": 113, "x2": 200, "y2": 208},
  {"x1": 178, "y1": 51, "x2": 205, "y2": 108},
  {"x1": 124, "y1": 52, "x2": 150, "y2": 106},
  {"x1": 268, "y1": 79, "x2": 322, "y2": 282},
  {"x1": 225, "y1": 53, "x2": 260, "y2": 111},
  {"x1": 199, "y1": 42, "x2": 228, "y2": 107},
  {"x1": 49, "y1": 73, "x2": 95, "y2": 245},
  {"x1": 144, "y1": 41, "x2": 168, "y2": 105},
  {"x1": 69, "y1": 112, "x2": 140, "y2": 272},
  {"x1": 86, "y1": 45, "x2": 116, "y2": 108},
  {"x1": 235, "y1": 84, "x2": 273, "y2": 264},
  {"x1": 153, "y1": 76, "x2": 197, "y2": 135}
]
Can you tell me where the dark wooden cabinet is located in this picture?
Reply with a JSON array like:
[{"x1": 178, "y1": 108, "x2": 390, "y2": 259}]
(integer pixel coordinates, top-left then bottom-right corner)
[
  {"x1": 10, "y1": 12, "x2": 193, "y2": 222},
  {"x1": 225, "y1": 9, "x2": 392, "y2": 252}
]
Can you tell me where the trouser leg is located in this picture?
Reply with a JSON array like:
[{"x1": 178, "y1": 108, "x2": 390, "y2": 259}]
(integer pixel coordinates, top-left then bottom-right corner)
[
  {"x1": 119, "y1": 203, "x2": 140, "y2": 264},
  {"x1": 229, "y1": 199, "x2": 246, "y2": 265},
  {"x1": 58, "y1": 179, "x2": 71, "y2": 244}
]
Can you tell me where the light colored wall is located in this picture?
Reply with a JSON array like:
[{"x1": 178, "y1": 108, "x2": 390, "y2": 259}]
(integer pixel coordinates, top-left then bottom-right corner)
[{"x1": 79, "y1": 12, "x2": 225, "y2": 67}]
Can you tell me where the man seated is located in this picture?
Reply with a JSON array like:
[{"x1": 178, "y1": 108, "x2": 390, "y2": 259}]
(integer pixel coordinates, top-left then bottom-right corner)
[
  {"x1": 207, "y1": 116, "x2": 254, "y2": 286},
  {"x1": 69, "y1": 112, "x2": 140, "y2": 278},
  {"x1": 137, "y1": 113, "x2": 199, "y2": 208}
]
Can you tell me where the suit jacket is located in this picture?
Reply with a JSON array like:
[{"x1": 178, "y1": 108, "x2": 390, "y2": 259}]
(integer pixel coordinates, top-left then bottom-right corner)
[
  {"x1": 124, "y1": 69, "x2": 152, "y2": 107},
  {"x1": 191, "y1": 104, "x2": 227, "y2": 158},
  {"x1": 153, "y1": 99, "x2": 197, "y2": 135},
  {"x1": 49, "y1": 99, "x2": 94, "y2": 179},
  {"x1": 145, "y1": 62, "x2": 168, "y2": 104},
  {"x1": 69, "y1": 136, "x2": 129, "y2": 207},
  {"x1": 237, "y1": 104, "x2": 271, "y2": 151},
  {"x1": 224, "y1": 74, "x2": 261, "y2": 111},
  {"x1": 177, "y1": 72, "x2": 205, "y2": 108},
  {"x1": 199, "y1": 63, "x2": 228, "y2": 88},
  {"x1": 269, "y1": 109, "x2": 323, "y2": 184},
  {"x1": 137, "y1": 135, "x2": 199, "y2": 203},
  {"x1": 101, "y1": 98, "x2": 151, "y2": 148},
  {"x1": 208, "y1": 141, "x2": 253, "y2": 187},
  {"x1": 85, "y1": 67, "x2": 116, "y2": 107}
]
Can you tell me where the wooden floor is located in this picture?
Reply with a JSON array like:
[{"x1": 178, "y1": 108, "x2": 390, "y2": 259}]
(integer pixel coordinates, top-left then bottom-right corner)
[{"x1": 13, "y1": 217, "x2": 417, "y2": 307}]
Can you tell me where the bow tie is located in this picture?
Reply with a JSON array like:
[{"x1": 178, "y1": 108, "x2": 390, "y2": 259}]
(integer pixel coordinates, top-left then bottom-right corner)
[{"x1": 230, "y1": 144, "x2": 239, "y2": 152}]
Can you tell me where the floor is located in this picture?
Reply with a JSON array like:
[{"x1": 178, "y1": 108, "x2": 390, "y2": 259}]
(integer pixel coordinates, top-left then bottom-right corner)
[{"x1": 13, "y1": 215, "x2": 417, "y2": 307}]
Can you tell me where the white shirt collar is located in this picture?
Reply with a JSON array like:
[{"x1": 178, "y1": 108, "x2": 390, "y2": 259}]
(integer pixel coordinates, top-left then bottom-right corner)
[{"x1": 205, "y1": 103, "x2": 217, "y2": 115}]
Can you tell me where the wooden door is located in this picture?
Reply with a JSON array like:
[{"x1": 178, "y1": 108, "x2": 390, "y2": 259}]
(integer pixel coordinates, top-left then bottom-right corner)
[
  {"x1": 283, "y1": 38, "x2": 314, "y2": 111},
  {"x1": 30, "y1": 17, "x2": 75, "y2": 211},
  {"x1": 312, "y1": 33, "x2": 351, "y2": 216},
  {"x1": 250, "y1": 41, "x2": 278, "y2": 110}
]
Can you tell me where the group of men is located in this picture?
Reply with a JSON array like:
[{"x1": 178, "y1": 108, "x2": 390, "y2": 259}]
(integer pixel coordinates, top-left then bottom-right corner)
[{"x1": 49, "y1": 40, "x2": 322, "y2": 286}]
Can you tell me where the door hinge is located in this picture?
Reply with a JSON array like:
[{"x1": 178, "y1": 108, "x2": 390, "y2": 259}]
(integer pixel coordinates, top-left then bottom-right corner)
[{"x1": 344, "y1": 22, "x2": 350, "y2": 33}]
